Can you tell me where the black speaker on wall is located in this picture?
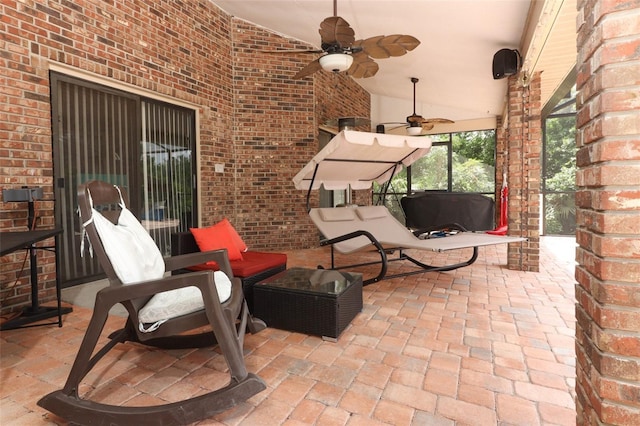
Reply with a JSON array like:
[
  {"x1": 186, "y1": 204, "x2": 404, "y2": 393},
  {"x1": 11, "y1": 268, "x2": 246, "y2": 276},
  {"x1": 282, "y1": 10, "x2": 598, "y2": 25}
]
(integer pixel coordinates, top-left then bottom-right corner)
[{"x1": 492, "y1": 48, "x2": 521, "y2": 79}]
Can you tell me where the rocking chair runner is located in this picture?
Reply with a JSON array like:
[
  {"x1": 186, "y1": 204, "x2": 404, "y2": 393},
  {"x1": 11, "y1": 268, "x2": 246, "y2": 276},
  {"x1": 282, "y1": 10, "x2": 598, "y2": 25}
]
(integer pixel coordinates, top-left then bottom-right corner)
[{"x1": 38, "y1": 181, "x2": 267, "y2": 425}]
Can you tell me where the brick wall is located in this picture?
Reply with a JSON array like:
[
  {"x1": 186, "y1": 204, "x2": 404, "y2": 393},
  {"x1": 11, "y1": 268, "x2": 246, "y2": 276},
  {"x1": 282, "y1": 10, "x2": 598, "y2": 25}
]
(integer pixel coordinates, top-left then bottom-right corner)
[
  {"x1": 0, "y1": 0, "x2": 369, "y2": 314},
  {"x1": 575, "y1": 0, "x2": 640, "y2": 423},
  {"x1": 314, "y1": 75, "x2": 372, "y2": 228},
  {"x1": 229, "y1": 20, "x2": 369, "y2": 250},
  {"x1": 498, "y1": 72, "x2": 542, "y2": 272}
]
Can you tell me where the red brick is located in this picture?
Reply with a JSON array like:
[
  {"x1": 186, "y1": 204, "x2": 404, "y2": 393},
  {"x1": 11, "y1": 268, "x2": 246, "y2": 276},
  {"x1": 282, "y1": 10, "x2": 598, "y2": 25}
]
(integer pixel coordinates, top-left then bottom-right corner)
[
  {"x1": 290, "y1": 399, "x2": 326, "y2": 423},
  {"x1": 591, "y1": 234, "x2": 640, "y2": 258},
  {"x1": 595, "y1": 0, "x2": 640, "y2": 17},
  {"x1": 539, "y1": 401, "x2": 578, "y2": 425},
  {"x1": 579, "y1": 163, "x2": 640, "y2": 186},
  {"x1": 0, "y1": 0, "x2": 369, "y2": 316},
  {"x1": 590, "y1": 280, "x2": 640, "y2": 307},
  {"x1": 596, "y1": 373, "x2": 640, "y2": 408},
  {"x1": 601, "y1": 400, "x2": 640, "y2": 425},
  {"x1": 601, "y1": 61, "x2": 640, "y2": 87},
  {"x1": 496, "y1": 394, "x2": 539, "y2": 425},
  {"x1": 601, "y1": 89, "x2": 640, "y2": 113},
  {"x1": 373, "y1": 399, "x2": 414, "y2": 425},
  {"x1": 577, "y1": 250, "x2": 640, "y2": 282},
  {"x1": 593, "y1": 349, "x2": 640, "y2": 382},
  {"x1": 601, "y1": 38, "x2": 640, "y2": 64},
  {"x1": 579, "y1": 209, "x2": 640, "y2": 234},
  {"x1": 515, "y1": 381, "x2": 575, "y2": 408},
  {"x1": 458, "y1": 384, "x2": 495, "y2": 410},
  {"x1": 382, "y1": 382, "x2": 437, "y2": 412},
  {"x1": 437, "y1": 396, "x2": 497, "y2": 425},
  {"x1": 424, "y1": 368, "x2": 458, "y2": 397},
  {"x1": 587, "y1": 139, "x2": 640, "y2": 163},
  {"x1": 595, "y1": 305, "x2": 640, "y2": 333}
]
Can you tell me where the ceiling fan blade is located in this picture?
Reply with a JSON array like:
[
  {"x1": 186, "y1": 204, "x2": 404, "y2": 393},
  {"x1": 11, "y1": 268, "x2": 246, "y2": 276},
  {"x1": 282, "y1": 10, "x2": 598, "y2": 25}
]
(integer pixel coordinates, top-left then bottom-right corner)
[
  {"x1": 347, "y1": 52, "x2": 378, "y2": 78},
  {"x1": 319, "y1": 16, "x2": 355, "y2": 47},
  {"x1": 422, "y1": 118, "x2": 455, "y2": 125},
  {"x1": 293, "y1": 58, "x2": 322, "y2": 79},
  {"x1": 350, "y1": 50, "x2": 368, "y2": 64},
  {"x1": 387, "y1": 124, "x2": 408, "y2": 131},
  {"x1": 355, "y1": 35, "x2": 420, "y2": 59}
]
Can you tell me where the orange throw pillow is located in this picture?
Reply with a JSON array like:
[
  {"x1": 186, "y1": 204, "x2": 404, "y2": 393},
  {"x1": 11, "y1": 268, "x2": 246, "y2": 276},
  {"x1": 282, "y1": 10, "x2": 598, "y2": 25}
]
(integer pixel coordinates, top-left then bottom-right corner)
[
  {"x1": 190, "y1": 224, "x2": 243, "y2": 261},
  {"x1": 218, "y1": 218, "x2": 248, "y2": 252}
]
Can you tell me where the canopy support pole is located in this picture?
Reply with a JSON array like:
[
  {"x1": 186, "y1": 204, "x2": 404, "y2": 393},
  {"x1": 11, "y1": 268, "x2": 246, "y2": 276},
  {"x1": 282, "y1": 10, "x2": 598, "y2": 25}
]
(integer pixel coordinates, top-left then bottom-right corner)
[{"x1": 305, "y1": 164, "x2": 320, "y2": 213}]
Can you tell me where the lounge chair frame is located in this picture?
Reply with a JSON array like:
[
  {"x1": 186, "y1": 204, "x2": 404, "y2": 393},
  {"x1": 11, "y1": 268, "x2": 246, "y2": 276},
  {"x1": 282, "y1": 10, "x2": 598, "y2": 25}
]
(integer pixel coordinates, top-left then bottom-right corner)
[
  {"x1": 310, "y1": 206, "x2": 525, "y2": 285},
  {"x1": 38, "y1": 181, "x2": 266, "y2": 426},
  {"x1": 294, "y1": 131, "x2": 525, "y2": 285},
  {"x1": 321, "y1": 229, "x2": 479, "y2": 285}
]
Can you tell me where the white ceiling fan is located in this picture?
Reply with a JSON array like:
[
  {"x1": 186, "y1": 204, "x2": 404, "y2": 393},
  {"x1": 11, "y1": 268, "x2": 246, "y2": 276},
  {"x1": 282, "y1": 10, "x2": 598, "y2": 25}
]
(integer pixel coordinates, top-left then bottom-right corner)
[{"x1": 263, "y1": 0, "x2": 420, "y2": 79}]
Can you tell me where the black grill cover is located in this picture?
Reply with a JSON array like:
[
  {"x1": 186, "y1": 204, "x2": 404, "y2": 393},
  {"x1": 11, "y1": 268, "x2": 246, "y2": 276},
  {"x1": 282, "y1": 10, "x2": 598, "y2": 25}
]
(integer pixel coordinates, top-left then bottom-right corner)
[{"x1": 401, "y1": 192, "x2": 495, "y2": 231}]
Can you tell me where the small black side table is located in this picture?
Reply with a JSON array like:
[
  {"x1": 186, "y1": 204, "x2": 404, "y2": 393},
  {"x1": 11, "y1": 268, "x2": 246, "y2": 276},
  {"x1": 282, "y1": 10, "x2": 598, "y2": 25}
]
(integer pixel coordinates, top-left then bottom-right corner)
[
  {"x1": 253, "y1": 267, "x2": 363, "y2": 340},
  {"x1": 1, "y1": 228, "x2": 72, "y2": 330}
]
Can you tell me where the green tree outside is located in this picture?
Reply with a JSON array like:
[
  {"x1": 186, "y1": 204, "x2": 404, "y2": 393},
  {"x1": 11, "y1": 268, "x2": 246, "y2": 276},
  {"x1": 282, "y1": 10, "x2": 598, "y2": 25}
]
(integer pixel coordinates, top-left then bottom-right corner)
[
  {"x1": 376, "y1": 130, "x2": 497, "y2": 222},
  {"x1": 543, "y1": 114, "x2": 576, "y2": 234},
  {"x1": 376, "y1": 113, "x2": 577, "y2": 235}
]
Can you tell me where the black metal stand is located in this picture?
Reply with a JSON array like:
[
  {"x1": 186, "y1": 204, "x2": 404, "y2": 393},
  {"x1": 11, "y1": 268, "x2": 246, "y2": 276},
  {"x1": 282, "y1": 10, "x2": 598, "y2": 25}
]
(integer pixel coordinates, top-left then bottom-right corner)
[{"x1": 1, "y1": 206, "x2": 72, "y2": 331}]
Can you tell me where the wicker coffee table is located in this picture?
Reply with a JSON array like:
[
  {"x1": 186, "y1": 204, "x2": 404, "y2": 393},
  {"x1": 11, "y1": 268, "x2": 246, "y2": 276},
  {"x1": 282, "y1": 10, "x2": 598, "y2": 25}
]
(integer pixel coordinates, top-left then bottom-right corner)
[{"x1": 253, "y1": 267, "x2": 363, "y2": 340}]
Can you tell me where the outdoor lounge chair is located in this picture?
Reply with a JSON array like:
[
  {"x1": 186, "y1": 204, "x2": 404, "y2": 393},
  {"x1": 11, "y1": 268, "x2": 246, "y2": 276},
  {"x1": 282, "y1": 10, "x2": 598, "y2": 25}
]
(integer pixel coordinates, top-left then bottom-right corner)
[
  {"x1": 38, "y1": 181, "x2": 266, "y2": 425},
  {"x1": 310, "y1": 205, "x2": 525, "y2": 284},
  {"x1": 293, "y1": 130, "x2": 526, "y2": 284}
]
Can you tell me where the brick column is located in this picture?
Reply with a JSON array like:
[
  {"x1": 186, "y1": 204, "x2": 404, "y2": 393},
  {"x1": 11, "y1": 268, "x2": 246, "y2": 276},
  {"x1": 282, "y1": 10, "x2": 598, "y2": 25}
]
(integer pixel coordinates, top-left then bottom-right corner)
[
  {"x1": 575, "y1": 0, "x2": 640, "y2": 424},
  {"x1": 503, "y1": 72, "x2": 541, "y2": 272}
]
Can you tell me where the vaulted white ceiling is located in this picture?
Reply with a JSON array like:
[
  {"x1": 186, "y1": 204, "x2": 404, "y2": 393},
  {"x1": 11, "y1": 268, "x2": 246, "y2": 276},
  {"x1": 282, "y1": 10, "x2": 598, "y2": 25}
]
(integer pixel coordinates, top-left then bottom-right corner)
[{"x1": 212, "y1": 0, "x2": 576, "y2": 133}]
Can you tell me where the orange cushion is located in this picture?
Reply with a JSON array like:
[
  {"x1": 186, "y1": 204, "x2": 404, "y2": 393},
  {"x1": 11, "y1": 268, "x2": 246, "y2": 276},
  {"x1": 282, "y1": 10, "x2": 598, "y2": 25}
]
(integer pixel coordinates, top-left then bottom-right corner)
[
  {"x1": 187, "y1": 251, "x2": 287, "y2": 278},
  {"x1": 190, "y1": 224, "x2": 243, "y2": 261},
  {"x1": 218, "y1": 218, "x2": 248, "y2": 252},
  {"x1": 228, "y1": 251, "x2": 287, "y2": 277}
]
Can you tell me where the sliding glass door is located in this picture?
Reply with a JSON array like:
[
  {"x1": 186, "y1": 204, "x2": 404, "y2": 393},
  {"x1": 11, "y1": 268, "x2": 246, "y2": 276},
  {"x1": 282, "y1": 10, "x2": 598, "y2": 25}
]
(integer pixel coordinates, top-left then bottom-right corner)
[{"x1": 51, "y1": 73, "x2": 197, "y2": 287}]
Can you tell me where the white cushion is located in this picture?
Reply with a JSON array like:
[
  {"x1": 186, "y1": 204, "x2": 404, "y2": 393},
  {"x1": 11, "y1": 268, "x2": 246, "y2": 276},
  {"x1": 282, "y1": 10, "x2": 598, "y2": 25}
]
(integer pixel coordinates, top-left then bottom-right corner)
[
  {"x1": 356, "y1": 206, "x2": 389, "y2": 221},
  {"x1": 138, "y1": 270, "x2": 232, "y2": 332},
  {"x1": 90, "y1": 207, "x2": 165, "y2": 284},
  {"x1": 88, "y1": 204, "x2": 233, "y2": 333},
  {"x1": 319, "y1": 208, "x2": 356, "y2": 222}
]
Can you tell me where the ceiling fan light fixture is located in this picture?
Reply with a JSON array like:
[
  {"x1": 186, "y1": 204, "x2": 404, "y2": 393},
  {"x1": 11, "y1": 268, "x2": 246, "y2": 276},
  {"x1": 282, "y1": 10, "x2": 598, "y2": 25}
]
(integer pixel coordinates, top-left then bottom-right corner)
[
  {"x1": 319, "y1": 53, "x2": 353, "y2": 73},
  {"x1": 407, "y1": 126, "x2": 423, "y2": 136}
]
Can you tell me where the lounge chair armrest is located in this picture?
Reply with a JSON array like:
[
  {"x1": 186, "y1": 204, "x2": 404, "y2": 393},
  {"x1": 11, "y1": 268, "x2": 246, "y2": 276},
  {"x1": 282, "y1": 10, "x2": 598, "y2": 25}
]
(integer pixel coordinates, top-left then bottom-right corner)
[
  {"x1": 97, "y1": 270, "x2": 231, "y2": 306},
  {"x1": 164, "y1": 249, "x2": 234, "y2": 277},
  {"x1": 320, "y1": 230, "x2": 385, "y2": 252}
]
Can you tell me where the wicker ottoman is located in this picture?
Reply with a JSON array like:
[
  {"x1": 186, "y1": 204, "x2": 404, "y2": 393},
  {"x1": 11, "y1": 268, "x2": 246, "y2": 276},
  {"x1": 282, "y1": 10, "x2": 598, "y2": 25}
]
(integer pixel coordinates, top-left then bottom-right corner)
[{"x1": 253, "y1": 267, "x2": 363, "y2": 340}]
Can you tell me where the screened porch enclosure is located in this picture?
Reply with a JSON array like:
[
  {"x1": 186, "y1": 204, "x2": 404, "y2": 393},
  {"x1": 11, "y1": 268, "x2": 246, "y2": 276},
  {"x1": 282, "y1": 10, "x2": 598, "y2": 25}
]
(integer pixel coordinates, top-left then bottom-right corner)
[{"x1": 51, "y1": 74, "x2": 197, "y2": 287}]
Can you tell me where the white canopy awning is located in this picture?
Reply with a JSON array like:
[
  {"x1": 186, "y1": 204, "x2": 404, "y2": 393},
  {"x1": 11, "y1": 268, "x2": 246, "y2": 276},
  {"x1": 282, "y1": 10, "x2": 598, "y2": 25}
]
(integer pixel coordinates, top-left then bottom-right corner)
[{"x1": 293, "y1": 130, "x2": 433, "y2": 191}]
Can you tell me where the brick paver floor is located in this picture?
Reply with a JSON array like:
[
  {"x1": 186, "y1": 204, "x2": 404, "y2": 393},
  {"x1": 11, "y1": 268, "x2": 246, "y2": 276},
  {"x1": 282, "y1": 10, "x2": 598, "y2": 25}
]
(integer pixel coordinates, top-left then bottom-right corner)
[{"x1": 0, "y1": 236, "x2": 577, "y2": 425}]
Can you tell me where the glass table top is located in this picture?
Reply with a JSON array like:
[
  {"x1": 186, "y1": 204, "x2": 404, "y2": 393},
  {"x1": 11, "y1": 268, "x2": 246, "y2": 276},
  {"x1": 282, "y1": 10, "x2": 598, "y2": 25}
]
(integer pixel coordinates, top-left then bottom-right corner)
[{"x1": 256, "y1": 267, "x2": 361, "y2": 296}]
